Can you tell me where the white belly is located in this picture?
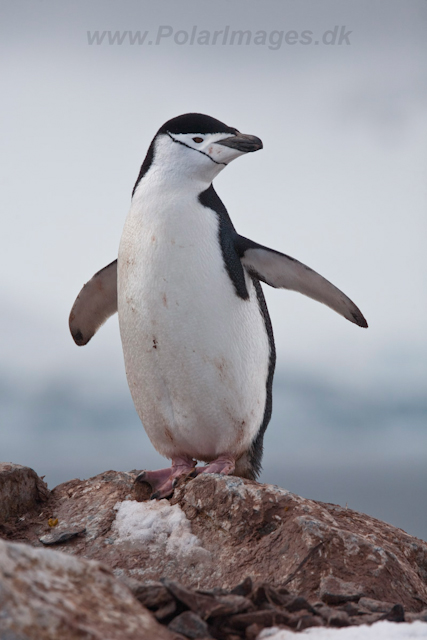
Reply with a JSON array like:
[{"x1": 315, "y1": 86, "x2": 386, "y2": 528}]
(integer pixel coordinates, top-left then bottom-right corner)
[{"x1": 118, "y1": 184, "x2": 270, "y2": 462}]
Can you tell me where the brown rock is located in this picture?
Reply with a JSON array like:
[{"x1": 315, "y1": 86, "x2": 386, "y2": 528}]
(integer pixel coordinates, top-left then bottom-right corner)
[
  {"x1": 348, "y1": 613, "x2": 384, "y2": 626},
  {"x1": 231, "y1": 577, "x2": 253, "y2": 597},
  {"x1": 378, "y1": 603, "x2": 405, "y2": 622},
  {"x1": 155, "y1": 599, "x2": 179, "y2": 622},
  {"x1": 252, "y1": 584, "x2": 290, "y2": 608},
  {"x1": 282, "y1": 595, "x2": 316, "y2": 614},
  {"x1": 327, "y1": 610, "x2": 351, "y2": 627},
  {"x1": 228, "y1": 610, "x2": 292, "y2": 631},
  {"x1": 1, "y1": 466, "x2": 427, "y2": 615},
  {"x1": 209, "y1": 594, "x2": 254, "y2": 617},
  {"x1": 168, "y1": 611, "x2": 211, "y2": 638},
  {"x1": 0, "y1": 538, "x2": 175, "y2": 639},
  {"x1": 163, "y1": 579, "x2": 254, "y2": 620},
  {"x1": 319, "y1": 575, "x2": 365, "y2": 604},
  {"x1": 338, "y1": 602, "x2": 361, "y2": 616},
  {"x1": 300, "y1": 615, "x2": 324, "y2": 630},
  {"x1": 406, "y1": 609, "x2": 427, "y2": 622},
  {"x1": 245, "y1": 623, "x2": 264, "y2": 640},
  {"x1": 313, "y1": 603, "x2": 335, "y2": 621},
  {"x1": 39, "y1": 526, "x2": 86, "y2": 545},
  {"x1": 0, "y1": 462, "x2": 49, "y2": 524},
  {"x1": 132, "y1": 581, "x2": 176, "y2": 610},
  {"x1": 358, "y1": 596, "x2": 397, "y2": 612},
  {"x1": 290, "y1": 611, "x2": 324, "y2": 630}
]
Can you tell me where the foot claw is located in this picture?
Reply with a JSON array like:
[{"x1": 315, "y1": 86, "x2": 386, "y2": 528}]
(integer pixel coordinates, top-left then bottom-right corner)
[{"x1": 150, "y1": 480, "x2": 176, "y2": 500}]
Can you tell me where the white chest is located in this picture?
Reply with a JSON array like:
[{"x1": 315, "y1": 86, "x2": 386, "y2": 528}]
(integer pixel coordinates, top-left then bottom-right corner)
[{"x1": 117, "y1": 179, "x2": 270, "y2": 461}]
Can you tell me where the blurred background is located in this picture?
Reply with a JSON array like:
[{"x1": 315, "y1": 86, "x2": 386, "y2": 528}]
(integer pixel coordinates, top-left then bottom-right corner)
[{"x1": 1, "y1": 1, "x2": 426, "y2": 540}]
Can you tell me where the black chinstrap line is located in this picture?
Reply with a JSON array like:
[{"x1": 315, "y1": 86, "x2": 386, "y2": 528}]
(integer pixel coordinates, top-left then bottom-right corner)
[{"x1": 166, "y1": 131, "x2": 227, "y2": 166}]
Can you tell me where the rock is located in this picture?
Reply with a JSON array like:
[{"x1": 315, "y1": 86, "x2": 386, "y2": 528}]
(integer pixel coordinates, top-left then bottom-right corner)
[
  {"x1": 162, "y1": 579, "x2": 254, "y2": 619},
  {"x1": 228, "y1": 609, "x2": 292, "y2": 631},
  {"x1": 358, "y1": 596, "x2": 398, "y2": 613},
  {"x1": 379, "y1": 603, "x2": 405, "y2": 622},
  {"x1": 338, "y1": 601, "x2": 361, "y2": 616},
  {"x1": 327, "y1": 610, "x2": 351, "y2": 627},
  {"x1": 230, "y1": 576, "x2": 253, "y2": 597},
  {"x1": 245, "y1": 623, "x2": 264, "y2": 640},
  {"x1": 252, "y1": 584, "x2": 290, "y2": 608},
  {"x1": 132, "y1": 581, "x2": 176, "y2": 610},
  {"x1": 313, "y1": 603, "x2": 336, "y2": 622},
  {"x1": 0, "y1": 462, "x2": 49, "y2": 524},
  {"x1": 293, "y1": 613, "x2": 323, "y2": 630},
  {"x1": 168, "y1": 611, "x2": 211, "y2": 638},
  {"x1": 319, "y1": 575, "x2": 365, "y2": 604},
  {"x1": 39, "y1": 526, "x2": 86, "y2": 545},
  {"x1": 0, "y1": 538, "x2": 176, "y2": 639},
  {"x1": 172, "y1": 475, "x2": 427, "y2": 611},
  {"x1": 282, "y1": 595, "x2": 316, "y2": 614},
  {"x1": 1, "y1": 463, "x2": 427, "y2": 639},
  {"x1": 407, "y1": 609, "x2": 427, "y2": 622},
  {"x1": 128, "y1": 580, "x2": 180, "y2": 621},
  {"x1": 1, "y1": 466, "x2": 426, "y2": 614}
]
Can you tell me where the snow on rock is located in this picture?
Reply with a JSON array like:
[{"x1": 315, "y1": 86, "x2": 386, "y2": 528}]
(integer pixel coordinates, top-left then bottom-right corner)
[
  {"x1": 111, "y1": 499, "x2": 211, "y2": 565},
  {"x1": 258, "y1": 621, "x2": 427, "y2": 639}
]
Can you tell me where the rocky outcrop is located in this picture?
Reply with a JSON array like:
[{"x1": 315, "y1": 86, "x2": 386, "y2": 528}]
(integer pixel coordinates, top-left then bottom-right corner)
[{"x1": 1, "y1": 463, "x2": 427, "y2": 638}]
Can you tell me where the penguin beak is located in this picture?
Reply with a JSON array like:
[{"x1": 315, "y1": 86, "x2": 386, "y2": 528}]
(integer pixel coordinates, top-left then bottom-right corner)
[{"x1": 216, "y1": 133, "x2": 263, "y2": 153}]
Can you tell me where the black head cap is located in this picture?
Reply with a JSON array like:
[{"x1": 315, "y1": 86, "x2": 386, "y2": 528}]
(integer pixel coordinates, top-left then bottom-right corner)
[{"x1": 158, "y1": 113, "x2": 238, "y2": 136}]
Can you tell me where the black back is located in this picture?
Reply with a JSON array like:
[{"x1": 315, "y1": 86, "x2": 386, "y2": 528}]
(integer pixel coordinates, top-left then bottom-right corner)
[
  {"x1": 248, "y1": 278, "x2": 276, "y2": 478},
  {"x1": 198, "y1": 185, "x2": 276, "y2": 479},
  {"x1": 198, "y1": 186, "x2": 249, "y2": 300}
]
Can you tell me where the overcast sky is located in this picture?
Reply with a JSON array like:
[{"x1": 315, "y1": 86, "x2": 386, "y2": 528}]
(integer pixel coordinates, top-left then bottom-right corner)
[{"x1": 1, "y1": 2, "x2": 426, "y2": 539}]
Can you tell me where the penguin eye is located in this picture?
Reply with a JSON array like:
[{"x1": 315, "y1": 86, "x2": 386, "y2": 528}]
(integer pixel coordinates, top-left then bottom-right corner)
[{"x1": 192, "y1": 137, "x2": 203, "y2": 143}]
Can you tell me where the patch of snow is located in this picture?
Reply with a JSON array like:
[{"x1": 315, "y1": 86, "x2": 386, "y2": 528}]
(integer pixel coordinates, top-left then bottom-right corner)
[
  {"x1": 111, "y1": 499, "x2": 210, "y2": 564},
  {"x1": 258, "y1": 621, "x2": 427, "y2": 639}
]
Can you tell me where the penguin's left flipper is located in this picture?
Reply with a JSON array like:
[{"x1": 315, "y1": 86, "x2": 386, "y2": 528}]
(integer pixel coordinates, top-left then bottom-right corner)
[
  {"x1": 69, "y1": 260, "x2": 118, "y2": 346},
  {"x1": 236, "y1": 236, "x2": 368, "y2": 328}
]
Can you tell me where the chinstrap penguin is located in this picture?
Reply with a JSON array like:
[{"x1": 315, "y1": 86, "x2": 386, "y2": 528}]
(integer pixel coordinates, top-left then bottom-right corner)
[{"x1": 69, "y1": 113, "x2": 368, "y2": 499}]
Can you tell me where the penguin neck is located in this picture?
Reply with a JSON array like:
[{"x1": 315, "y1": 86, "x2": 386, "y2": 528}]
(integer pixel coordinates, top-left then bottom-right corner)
[{"x1": 132, "y1": 164, "x2": 214, "y2": 204}]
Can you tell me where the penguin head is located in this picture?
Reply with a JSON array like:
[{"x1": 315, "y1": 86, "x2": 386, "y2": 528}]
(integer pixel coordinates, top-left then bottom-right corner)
[{"x1": 133, "y1": 113, "x2": 263, "y2": 193}]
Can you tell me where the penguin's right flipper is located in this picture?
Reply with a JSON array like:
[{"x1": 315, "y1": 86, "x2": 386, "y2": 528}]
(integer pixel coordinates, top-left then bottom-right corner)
[{"x1": 69, "y1": 260, "x2": 118, "y2": 346}]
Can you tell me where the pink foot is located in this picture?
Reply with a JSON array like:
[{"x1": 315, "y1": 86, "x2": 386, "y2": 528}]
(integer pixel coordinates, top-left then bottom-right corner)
[
  {"x1": 135, "y1": 456, "x2": 196, "y2": 500},
  {"x1": 194, "y1": 455, "x2": 235, "y2": 476}
]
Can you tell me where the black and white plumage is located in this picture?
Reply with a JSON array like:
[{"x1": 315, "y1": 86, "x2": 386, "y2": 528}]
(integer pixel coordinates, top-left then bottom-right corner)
[{"x1": 69, "y1": 113, "x2": 367, "y2": 498}]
